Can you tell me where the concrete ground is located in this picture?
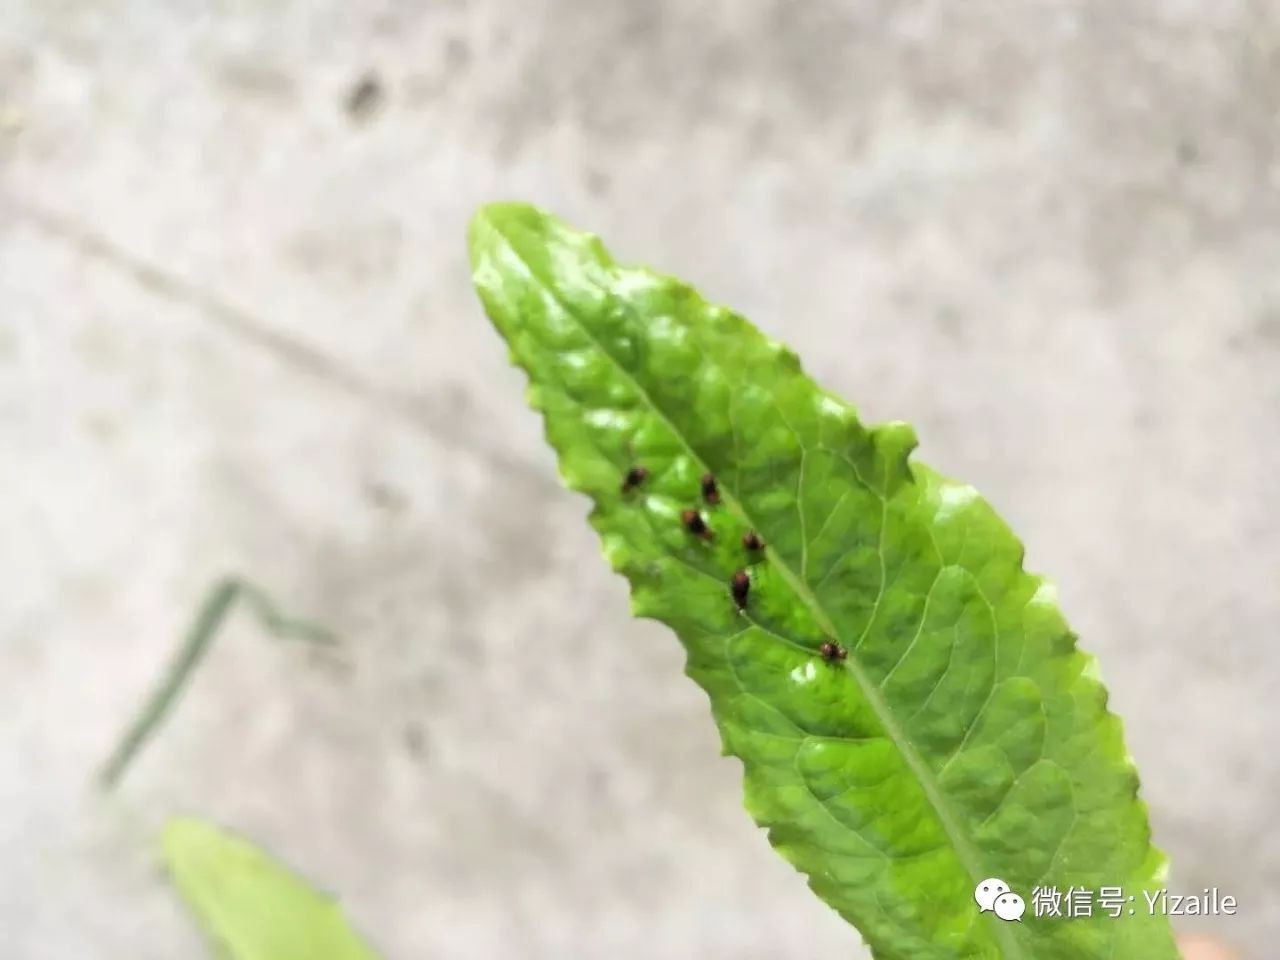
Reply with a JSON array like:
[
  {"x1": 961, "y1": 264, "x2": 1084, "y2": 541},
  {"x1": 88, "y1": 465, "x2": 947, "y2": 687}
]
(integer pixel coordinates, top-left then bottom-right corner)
[{"x1": 2, "y1": 2, "x2": 1277, "y2": 957}]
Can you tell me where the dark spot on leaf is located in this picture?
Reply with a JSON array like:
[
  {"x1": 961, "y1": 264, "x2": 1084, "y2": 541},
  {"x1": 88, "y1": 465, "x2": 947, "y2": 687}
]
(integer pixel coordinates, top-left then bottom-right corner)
[
  {"x1": 621, "y1": 464, "x2": 648, "y2": 493},
  {"x1": 820, "y1": 640, "x2": 847, "y2": 663},
  {"x1": 742, "y1": 530, "x2": 764, "y2": 552},
  {"x1": 731, "y1": 569, "x2": 750, "y2": 609},
  {"x1": 700, "y1": 472, "x2": 720, "y2": 504},
  {"x1": 681, "y1": 508, "x2": 712, "y2": 539}
]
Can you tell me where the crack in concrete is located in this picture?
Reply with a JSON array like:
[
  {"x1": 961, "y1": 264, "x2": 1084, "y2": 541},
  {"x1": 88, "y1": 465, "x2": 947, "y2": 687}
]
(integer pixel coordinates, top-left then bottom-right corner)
[{"x1": 10, "y1": 198, "x2": 557, "y2": 495}]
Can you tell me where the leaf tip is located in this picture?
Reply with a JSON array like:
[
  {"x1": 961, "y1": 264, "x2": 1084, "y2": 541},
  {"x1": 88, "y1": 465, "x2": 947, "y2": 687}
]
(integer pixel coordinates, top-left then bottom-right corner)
[
  {"x1": 161, "y1": 815, "x2": 213, "y2": 860},
  {"x1": 467, "y1": 201, "x2": 546, "y2": 286},
  {"x1": 161, "y1": 816, "x2": 232, "y2": 884},
  {"x1": 468, "y1": 200, "x2": 540, "y2": 242}
]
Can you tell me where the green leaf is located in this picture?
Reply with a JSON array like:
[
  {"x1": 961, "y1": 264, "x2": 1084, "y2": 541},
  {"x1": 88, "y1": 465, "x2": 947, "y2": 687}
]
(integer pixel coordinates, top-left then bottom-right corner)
[
  {"x1": 469, "y1": 203, "x2": 1178, "y2": 960},
  {"x1": 163, "y1": 818, "x2": 382, "y2": 960}
]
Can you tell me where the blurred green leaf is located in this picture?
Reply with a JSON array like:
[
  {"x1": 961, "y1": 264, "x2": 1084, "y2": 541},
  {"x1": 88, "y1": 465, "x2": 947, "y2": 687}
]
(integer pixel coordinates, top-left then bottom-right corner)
[
  {"x1": 469, "y1": 202, "x2": 1178, "y2": 960},
  {"x1": 163, "y1": 818, "x2": 381, "y2": 960}
]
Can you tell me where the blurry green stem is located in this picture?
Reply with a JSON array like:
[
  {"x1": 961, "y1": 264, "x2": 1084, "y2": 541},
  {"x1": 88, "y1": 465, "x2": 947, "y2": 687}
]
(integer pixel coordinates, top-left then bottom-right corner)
[{"x1": 97, "y1": 575, "x2": 334, "y2": 791}]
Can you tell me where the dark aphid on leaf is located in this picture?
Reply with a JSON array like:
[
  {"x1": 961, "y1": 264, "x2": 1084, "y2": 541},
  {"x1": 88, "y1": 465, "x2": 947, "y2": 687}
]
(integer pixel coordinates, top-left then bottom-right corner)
[
  {"x1": 681, "y1": 508, "x2": 712, "y2": 539},
  {"x1": 620, "y1": 465, "x2": 649, "y2": 493},
  {"x1": 820, "y1": 640, "x2": 847, "y2": 663},
  {"x1": 700, "y1": 472, "x2": 721, "y2": 505},
  {"x1": 731, "y1": 569, "x2": 751, "y2": 609},
  {"x1": 742, "y1": 530, "x2": 765, "y2": 552}
]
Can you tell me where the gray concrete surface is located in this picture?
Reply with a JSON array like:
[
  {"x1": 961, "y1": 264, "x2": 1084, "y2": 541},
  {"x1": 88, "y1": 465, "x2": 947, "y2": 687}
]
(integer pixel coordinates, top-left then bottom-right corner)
[{"x1": 2, "y1": 2, "x2": 1278, "y2": 957}]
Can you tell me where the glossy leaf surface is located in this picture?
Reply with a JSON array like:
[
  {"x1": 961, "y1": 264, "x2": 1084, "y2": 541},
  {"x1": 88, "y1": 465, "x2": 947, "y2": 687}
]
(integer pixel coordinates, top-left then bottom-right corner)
[{"x1": 470, "y1": 202, "x2": 1177, "y2": 960}]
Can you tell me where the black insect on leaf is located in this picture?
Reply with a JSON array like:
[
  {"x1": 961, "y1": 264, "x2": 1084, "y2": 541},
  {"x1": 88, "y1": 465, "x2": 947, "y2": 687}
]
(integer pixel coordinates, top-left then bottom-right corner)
[
  {"x1": 620, "y1": 464, "x2": 649, "y2": 493},
  {"x1": 820, "y1": 639, "x2": 848, "y2": 663},
  {"x1": 701, "y1": 472, "x2": 721, "y2": 505},
  {"x1": 680, "y1": 508, "x2": 712, "y2": 540}
]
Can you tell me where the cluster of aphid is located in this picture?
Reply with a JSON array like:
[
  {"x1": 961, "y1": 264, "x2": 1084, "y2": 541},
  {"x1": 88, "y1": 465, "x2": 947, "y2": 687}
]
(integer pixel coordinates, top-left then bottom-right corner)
[{"x1": 620, "y1": 464, "x2": 848, "y2": 665}]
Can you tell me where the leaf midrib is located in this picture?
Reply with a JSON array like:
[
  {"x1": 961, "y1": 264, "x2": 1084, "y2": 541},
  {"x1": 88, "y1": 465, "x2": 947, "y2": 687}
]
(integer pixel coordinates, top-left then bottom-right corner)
[{"x1": 486, "y1": 217, "x2": 1027, "y2": 959}]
